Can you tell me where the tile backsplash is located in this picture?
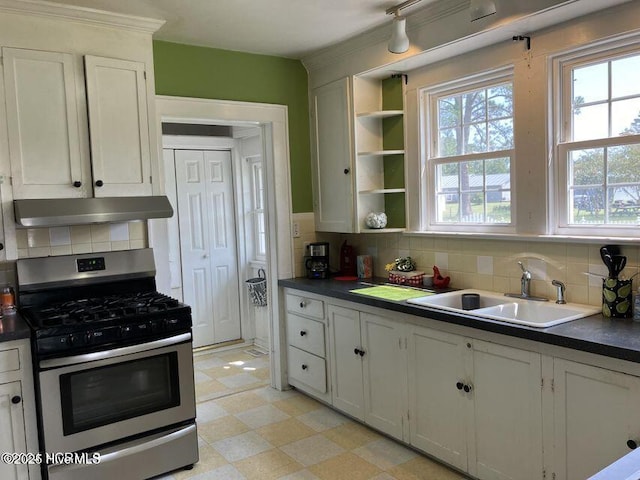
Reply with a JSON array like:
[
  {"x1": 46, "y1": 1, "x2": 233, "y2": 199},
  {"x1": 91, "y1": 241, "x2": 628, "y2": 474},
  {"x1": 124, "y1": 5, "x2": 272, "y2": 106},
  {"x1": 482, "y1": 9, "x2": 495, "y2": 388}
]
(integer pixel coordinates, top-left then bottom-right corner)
[
  {"x1": 16, "y1": 221, "x2": 148, "y2": 259},
  {"x1": 307, "y1": 231, "x2": 640, "y2": 307}
]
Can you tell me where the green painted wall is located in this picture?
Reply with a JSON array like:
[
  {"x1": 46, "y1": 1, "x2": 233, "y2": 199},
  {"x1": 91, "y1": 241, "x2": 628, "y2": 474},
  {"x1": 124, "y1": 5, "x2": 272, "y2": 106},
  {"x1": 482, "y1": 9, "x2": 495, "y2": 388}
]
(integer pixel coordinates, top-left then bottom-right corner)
[
  {"x1": 153, "y1": 40, "x2": 312, "y2": 213},
  {"x1": 382, "y1": 76, "x2": 406, "y2": 229}
]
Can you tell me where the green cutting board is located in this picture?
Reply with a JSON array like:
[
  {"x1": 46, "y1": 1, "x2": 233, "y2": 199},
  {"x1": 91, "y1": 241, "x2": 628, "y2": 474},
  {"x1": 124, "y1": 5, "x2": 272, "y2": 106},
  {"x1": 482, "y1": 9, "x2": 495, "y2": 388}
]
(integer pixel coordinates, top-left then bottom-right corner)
[{"x1": 350, "y1": 285, "x2": 434, "y2": 302}]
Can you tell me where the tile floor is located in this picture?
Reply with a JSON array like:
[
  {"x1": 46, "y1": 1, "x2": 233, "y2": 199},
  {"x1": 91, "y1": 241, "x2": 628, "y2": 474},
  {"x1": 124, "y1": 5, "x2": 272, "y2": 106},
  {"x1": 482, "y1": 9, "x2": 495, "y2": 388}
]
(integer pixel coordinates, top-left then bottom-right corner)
[{"x1": 156, "y1": 346, "x2": 467, "y2": 480}]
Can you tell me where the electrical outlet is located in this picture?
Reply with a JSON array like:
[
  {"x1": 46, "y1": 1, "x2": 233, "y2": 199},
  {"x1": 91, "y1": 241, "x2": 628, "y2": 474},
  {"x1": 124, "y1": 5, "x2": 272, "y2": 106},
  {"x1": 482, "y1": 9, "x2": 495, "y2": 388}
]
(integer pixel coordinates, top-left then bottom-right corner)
[{"x1": 292, "y1": 222, "x2": 300, "y2": 238}]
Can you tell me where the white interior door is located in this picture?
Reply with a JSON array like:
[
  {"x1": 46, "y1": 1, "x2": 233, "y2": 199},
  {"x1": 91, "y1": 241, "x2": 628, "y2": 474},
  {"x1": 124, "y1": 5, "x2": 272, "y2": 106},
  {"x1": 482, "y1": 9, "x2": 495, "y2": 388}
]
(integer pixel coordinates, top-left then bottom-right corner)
[{"x1": 175, "y1": 149, "x2": 241, "y2": 347}]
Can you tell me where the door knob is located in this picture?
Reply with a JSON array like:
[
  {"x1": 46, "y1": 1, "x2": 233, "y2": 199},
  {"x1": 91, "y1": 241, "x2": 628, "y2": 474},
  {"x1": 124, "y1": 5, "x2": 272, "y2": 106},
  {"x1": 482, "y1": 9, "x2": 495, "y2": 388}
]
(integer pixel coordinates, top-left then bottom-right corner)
[
  {"x1": 628, "y1": 439, "x2": 638, "y2": 450},
  {"x1": 300, "y1": 330, "x2": 307, "y2": 336},
  {"x1": 11, "y1": 396, "x2": 21, "y2": 404},
  {"x1": 301, "y1": 364, "x2": 308, "y2": 370},
  {"x1": 95, "y1": 180, "x2": 104, "y2": 187},
  {"x1": 456, "y1": 381, "x2": 464, "y2": 390},
  {"x1": 463, "y1": 383, "x2": 473, "y2": 393},
  {"x1": 343, "y1": 168, "x2": 350, "y2": 174},
  {"x1": 73, "y1": 181, "x2": 82, "y2": 188}
]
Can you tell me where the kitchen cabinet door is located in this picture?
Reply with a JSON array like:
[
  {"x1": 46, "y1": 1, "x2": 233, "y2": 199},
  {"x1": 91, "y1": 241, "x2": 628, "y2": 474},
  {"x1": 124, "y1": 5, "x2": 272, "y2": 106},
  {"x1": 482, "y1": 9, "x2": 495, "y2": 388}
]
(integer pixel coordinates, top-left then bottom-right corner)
[
  {"x1": 553, "y1": 359, "x2": 640, "y2": 480},
  {"x1": 84, "y1": 55, "x2": 152, "y2": 197},
  {"x1": 3, "y1": 47, "x2": 89, "y2": 199},
  {"x1": 407, "y1": 325, "x2": 468, "y2": 471},
  {"x1": 0, "y1": 381, "x2": 28, "y2": 480},
  {"x1": 310, "y1": 77, "x2": 354, "y2": 233},
  {"x1": 360, "y1": 312, "x2": 406, "y2": 439},
  {"x1": 469, "y1": 339, "x2": 543, "y2": 480},
  {"x1": 328, "y1": 305, "x2": 363, "y2": 419}
]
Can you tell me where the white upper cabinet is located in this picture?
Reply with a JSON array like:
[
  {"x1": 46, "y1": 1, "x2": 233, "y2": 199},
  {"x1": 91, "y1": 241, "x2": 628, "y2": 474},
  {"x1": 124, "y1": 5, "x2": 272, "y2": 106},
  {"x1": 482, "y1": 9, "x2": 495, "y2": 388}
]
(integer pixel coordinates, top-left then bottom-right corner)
[
  {"x1": 2, "y1": 47, "x2": 88, "y2": 198},
  {"x1": 85, "y1": 55, "x2": 152, "y2": 197},
  {"x1": 310, "y1": 77, "x2": 354, "y2": 233},
  {"x1": 2, "y1": 48, "x2": 154, "y2": 200}
]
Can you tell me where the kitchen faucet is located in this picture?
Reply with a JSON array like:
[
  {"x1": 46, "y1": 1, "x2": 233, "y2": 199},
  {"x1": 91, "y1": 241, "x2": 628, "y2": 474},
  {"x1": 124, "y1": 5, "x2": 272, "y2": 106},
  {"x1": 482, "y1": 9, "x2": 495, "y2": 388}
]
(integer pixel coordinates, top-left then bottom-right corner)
[
  {"x1": 505, "y1": 261, "x2": 548, "y2": 301},
  {"x1": 552, "y1": 279, "x2": 566, "y2": 304}
]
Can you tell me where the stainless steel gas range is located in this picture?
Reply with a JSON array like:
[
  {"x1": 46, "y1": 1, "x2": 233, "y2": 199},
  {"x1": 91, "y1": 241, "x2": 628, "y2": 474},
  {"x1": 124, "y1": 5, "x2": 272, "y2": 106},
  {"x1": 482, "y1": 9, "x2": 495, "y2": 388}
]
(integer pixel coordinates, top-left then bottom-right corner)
[{"x1": 17, "y1": 249, "x2": 198, "y2": 480}]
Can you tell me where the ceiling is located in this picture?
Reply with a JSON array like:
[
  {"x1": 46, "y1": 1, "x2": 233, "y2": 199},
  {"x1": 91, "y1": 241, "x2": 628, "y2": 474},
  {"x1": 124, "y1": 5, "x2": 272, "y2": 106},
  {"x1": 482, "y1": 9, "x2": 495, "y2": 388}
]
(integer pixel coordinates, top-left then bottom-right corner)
[{"x1": 45, "y1": 0, "x2": 437, "y2": 59}]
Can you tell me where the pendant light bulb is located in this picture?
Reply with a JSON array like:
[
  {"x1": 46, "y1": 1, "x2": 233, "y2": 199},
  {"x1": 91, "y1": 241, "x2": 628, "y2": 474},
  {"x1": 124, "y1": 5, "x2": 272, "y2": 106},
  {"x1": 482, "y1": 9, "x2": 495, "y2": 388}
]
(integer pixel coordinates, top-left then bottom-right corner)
[{"x1": 388, "y1": 13, "x2": 409, "y2": 54}]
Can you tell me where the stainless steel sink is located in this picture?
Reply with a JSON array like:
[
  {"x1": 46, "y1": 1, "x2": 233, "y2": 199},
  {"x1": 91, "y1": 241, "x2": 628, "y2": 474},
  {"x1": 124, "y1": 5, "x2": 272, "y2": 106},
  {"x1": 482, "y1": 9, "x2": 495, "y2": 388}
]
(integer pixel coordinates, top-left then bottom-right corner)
[{"x1": 407, "y1": 289, "x2": 601, "y2": 328}]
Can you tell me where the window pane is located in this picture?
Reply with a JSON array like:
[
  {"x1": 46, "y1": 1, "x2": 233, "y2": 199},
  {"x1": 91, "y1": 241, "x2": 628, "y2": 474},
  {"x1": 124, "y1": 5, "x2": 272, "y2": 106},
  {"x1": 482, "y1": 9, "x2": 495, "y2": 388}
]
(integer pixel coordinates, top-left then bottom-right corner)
[
  {"x1": 488, "y1": 119, "x2": 514, "y2": 150},
  {"x1": 463, "y1": 91, "x2": 486, "y2": 123},
  {"x1": 608, "y1": 144, "x2": 640, "y2": 197},
  {"x1": 573, "y1": 62, "x2": 608, "y2": 104},
  {"x1": 570, "y1": 149, "x2": 604, "y2": 186},
  {"x1": 438, "y1": 96, "x2": 460, "y2": 128},
  {"x1": 435, "y1": 158, "x2": 510, "y2": 224},
  {"x1": 571, "y1": 187, "x2": 604, "y2": 224},
  {"x1": 488, "y1": 84, "x2": 513, "y2": 119},
  {"x1": 573, "y1": 103, "x2": 609, "y2": 141},
  {"x1": 612, "y1": 55, "x2": 640, "y2": 98},
  {"x1": 609, "y1": 186, "x2": 640, "y2": 225},
  {"x1": 436, "y1": 82, "x2": 513, "y2": 157},
  {"x1": 612, "y1": 98, "x2": 640, "y2": 136},
  {"x1": 439, "y1": 128, "x2": 461, "y2": 156}
]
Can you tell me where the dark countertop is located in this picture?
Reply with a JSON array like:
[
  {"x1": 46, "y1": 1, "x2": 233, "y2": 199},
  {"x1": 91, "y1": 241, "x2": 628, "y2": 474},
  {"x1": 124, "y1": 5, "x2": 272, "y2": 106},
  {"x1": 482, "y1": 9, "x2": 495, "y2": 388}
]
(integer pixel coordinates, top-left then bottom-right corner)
[
  {"x1": 279, "y1": 277, "x2": 640, "y2": 364},
  {"x1": 0, "y1": 311, "x2": 31, "y2": 343}
]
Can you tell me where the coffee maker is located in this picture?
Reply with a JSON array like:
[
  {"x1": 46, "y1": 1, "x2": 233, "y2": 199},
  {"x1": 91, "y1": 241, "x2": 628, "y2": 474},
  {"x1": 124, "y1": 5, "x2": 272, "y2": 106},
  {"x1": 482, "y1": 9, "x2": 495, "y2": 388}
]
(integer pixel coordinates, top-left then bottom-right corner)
[{"x1": 305, "y1": 242, "x2": 330, "y2": 279}]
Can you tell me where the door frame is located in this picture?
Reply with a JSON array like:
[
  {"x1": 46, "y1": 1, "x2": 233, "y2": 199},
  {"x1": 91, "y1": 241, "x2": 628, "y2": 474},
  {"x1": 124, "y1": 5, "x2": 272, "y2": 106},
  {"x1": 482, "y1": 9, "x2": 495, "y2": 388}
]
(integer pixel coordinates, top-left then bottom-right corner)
[
  {"x1": 151, "y1": 95, "x2": 294, "y2": 390},
  {"x1": 164, "y1": 138, "x2": 248, "y2": 346}
]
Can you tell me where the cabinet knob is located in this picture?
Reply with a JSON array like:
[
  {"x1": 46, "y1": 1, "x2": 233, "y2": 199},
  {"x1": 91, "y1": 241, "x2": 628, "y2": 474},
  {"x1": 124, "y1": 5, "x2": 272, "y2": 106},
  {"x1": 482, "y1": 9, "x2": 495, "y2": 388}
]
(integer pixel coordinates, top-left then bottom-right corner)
[
  {"x1": 343, "y1": 168, "x2": 350, "y2": 175},
  {"x1": 0, "y1": 243, "x2": 4, "y2": 251},
  {"x1": 301, "y1": 364, "x2": 308, "y2": 370},
  {"x1": 11, "y1": 395, "x2": 21, "y2": 404},
  {"x1": 95, "y1": 180, "x2": 104, "y2": 187},
  {"x1": 299, "y1": 301, "x2": 306, "y2": 308},
  {"x1": 300, "y1": 330, "x2": 307, "y2": 336},
  {"x1": 456, "y1": 381, "x2": 464, "y2": 390},
  {"x1": 628, "y1": 439, "x2": 638, "y2": 450},
  {"x1": 73, "y1": 181, "x2": 82, "y2": 188},
  {"x1": 354, "y1": 348, "x2": 360, "y2": 356},
  {"x1": 466, "y1": 343, "x2": 472, "y2": 349},
  {"x1": 463, "y1": 383, "x2": 473, "y2": 393},
  {"x1": 358, "y1": 349, "x2": 365, "y2": 357}
]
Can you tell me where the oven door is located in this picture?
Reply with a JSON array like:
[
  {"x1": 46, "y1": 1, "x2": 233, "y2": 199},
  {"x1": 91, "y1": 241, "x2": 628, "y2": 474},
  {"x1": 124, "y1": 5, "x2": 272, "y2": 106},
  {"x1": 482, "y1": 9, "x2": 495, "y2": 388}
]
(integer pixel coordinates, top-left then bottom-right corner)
[{"x1": 38, "y1": 332, "x2": 196, "y2": 453}]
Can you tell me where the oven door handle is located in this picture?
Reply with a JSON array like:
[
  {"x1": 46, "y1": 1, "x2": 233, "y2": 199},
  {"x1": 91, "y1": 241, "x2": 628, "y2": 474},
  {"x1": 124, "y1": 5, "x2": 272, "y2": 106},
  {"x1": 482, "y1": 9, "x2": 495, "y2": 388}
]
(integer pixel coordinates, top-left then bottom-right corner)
[{"x1": 40, "y1": 332, "x2": 192, "y2": 369}]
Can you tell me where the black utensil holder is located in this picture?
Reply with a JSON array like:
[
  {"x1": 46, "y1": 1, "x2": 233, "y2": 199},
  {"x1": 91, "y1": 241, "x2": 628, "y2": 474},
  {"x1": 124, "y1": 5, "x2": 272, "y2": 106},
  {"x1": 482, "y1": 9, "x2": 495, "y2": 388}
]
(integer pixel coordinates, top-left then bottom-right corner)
[{"x1": 602, "y1": 278, "x2": 632, "y2": 318}]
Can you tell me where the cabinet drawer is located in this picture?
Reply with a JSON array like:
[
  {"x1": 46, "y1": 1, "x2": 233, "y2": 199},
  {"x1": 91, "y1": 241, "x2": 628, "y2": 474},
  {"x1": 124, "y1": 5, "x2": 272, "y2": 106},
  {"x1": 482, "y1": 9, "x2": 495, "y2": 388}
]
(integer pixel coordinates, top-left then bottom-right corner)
[
  {"x1": 286, "y1": 293, "x2": 324, "y2": 320},
  {"x1": 287, "y1": 314, "x2": 325, "y2": 357},
  {"x1": 287, "y1": 346, "x2": 327, "y2": 393},
  {"x1": 0, "y1": 348, "x2": 20, "y2": 373}
]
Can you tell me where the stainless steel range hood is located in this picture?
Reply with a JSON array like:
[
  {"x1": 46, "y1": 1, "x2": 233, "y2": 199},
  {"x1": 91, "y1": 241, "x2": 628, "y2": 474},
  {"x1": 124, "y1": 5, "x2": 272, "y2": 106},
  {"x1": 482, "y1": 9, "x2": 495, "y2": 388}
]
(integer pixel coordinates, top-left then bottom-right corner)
[{"x1": 14, "y1": 196, "x2": 173, "y2": 227}]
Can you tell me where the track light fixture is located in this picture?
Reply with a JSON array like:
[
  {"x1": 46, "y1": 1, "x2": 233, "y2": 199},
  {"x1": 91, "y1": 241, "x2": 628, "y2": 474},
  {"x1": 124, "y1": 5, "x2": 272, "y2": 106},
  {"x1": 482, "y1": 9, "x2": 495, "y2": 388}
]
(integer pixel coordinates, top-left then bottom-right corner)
[
  {"x1": 470, "y1": 0, "x2": 497, "y2": 22},
  {"x1": 386, "y1": 0, "x2": 422, "y2": 54}
]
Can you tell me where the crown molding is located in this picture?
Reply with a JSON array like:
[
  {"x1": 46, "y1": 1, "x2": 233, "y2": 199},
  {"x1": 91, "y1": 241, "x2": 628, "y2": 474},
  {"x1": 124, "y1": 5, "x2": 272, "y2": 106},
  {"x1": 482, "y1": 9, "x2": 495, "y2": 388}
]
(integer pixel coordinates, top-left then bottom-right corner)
[
  {"x1": 0, "y1": 0, "x2": 165, "y2": 33},
  {"x1": 302, "y1": 0, "x2": 467, "y2": 72}
]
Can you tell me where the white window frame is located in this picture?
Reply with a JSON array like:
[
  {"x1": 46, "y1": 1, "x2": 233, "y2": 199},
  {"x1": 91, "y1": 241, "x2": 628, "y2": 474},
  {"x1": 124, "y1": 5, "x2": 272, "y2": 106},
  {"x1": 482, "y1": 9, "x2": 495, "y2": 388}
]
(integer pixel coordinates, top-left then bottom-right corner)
[
  {"x1": 421, "y1": 68, "x2": 516, "y2": 233},
  {"x1": 553, "y1": 38, "x2": 640, "y2": 237},
  {"x1": 247, "y1": 155, "x2": 267, "y2": 262}
]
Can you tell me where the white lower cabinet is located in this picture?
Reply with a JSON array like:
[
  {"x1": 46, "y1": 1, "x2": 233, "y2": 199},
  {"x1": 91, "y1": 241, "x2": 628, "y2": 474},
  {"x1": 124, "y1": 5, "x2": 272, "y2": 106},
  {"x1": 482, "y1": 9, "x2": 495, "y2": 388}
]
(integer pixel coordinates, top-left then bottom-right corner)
[
  {"x1": 284, "y1": 290, "x2": 640, "y2": 480},
  {"x1": 407, "y1": 325, "x2": 543, "y2": 480},
  {"x1": 553, "y1": 359, "x2": 640, "y2": 480},
  {"x1": 328, "y1": 305, "x2": 406, "y2": 439},
  {"x1": 0, "y1": 339, "x2": 39, "y2": 480}
]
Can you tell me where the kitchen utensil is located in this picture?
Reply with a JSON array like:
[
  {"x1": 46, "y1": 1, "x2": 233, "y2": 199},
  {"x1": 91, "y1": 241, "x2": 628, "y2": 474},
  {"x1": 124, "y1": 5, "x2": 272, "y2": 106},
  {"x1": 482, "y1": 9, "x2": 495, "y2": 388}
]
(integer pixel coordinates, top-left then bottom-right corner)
[
  {"x1": 611, "y1": 255, "x2": 627, "y2": 277},
  {"x1": 600, "y1": 246, "x2": 615, "y2": 278}
]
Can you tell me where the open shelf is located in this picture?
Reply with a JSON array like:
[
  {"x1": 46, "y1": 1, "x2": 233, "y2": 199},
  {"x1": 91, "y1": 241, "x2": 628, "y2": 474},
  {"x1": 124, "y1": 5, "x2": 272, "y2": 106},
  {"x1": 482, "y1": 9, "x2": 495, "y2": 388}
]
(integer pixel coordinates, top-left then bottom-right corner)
[
  {"x1": 357, "y1": 110, "x2": 404, "y2": 119},
  {"x1": 360, "y1": 227, "x2": 406, "y2": 233},
  {"x1": 359, "y1": 188, "x2": 406, "y2": 195},
  {"x1": 358, "y1": 149, "x2": 405, "y2": 156}
]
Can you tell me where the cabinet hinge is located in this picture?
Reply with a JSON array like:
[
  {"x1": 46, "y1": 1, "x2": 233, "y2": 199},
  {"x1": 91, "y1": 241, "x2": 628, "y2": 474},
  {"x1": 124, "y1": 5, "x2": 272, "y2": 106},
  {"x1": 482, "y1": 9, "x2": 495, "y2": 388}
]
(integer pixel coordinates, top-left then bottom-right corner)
[
  {"x1": 541, "y1": 378, "x2": 544, "y2": 389},
  {"x1": 143, "y1": 70, "x2": 147, "y2": 80},
  {"x1": 543, "y1": 469, "x2": 546, "y2": 479},
  {"x1": 149, "y1": 175, "x2": 152, "y2": 184},
  {"x1": 552, "y1": 472, "x2": 556, "y2": 480},
  {"x1": 551, "y1": 379, "x2": 555, "y2": 392},
  {"x1": 399, "y1": 338, "x2": 402, "y2": 349}
]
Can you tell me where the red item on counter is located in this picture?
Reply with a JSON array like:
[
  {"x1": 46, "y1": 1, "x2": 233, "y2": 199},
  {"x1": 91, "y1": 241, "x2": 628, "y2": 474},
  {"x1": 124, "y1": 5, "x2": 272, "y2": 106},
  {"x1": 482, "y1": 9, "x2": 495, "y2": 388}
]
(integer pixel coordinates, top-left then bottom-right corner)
[{"x1": 433, "y1": 266, "x2": 450, "y2": 288}]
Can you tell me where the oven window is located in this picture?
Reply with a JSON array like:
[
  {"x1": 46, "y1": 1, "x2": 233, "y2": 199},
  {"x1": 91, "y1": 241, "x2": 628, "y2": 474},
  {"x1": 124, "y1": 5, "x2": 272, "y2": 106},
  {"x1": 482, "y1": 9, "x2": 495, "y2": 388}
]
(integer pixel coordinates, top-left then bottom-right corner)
[{"x1": 60, "y1": 352, "x2": 180, "y2": 435}]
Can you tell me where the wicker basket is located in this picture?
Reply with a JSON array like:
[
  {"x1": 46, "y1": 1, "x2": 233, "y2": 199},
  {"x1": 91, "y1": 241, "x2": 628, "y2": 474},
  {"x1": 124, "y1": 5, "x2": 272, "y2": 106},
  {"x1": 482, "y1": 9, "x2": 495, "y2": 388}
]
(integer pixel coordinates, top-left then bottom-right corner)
[
  {"x1": 246, "y1": 269, "x2": 267, "y2": 307},
  {"x1": 388, "y1": 270, "x2": 425, "y2": 287}
]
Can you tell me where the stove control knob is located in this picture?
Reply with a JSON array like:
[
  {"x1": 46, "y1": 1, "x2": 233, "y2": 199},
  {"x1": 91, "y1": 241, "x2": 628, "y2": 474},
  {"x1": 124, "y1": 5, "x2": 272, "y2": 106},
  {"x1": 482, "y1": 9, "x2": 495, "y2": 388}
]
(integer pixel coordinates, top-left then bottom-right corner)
[
  {"x1": 67, "y1": 334, "x2": 76, "y2": 347},
  {"x1": 84, "y1": 331, "x2": 94, "y2": 345},
  {"x1": 120, "y1": 325, "x2": 133, "y2": 338}
]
